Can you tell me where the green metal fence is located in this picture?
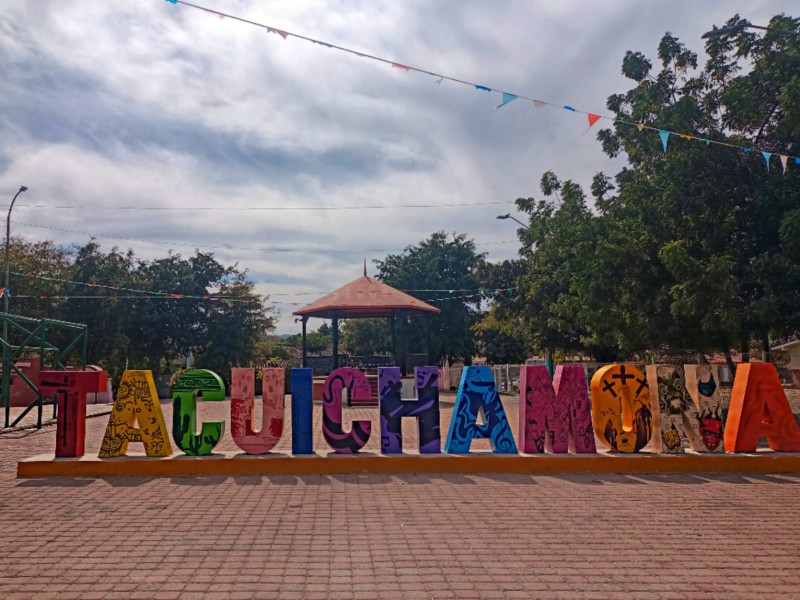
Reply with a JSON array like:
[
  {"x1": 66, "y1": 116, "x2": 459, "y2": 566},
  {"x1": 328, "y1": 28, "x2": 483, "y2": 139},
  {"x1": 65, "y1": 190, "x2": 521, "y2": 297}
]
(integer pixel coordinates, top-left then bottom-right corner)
[{"x1": 1, "y1": 313, "x2": 88, "y2": 429}]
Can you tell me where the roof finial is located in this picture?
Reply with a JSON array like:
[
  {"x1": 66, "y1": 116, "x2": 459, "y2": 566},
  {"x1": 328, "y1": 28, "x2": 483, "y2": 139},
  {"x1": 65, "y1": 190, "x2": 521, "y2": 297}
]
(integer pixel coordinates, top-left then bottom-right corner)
[{"x1": 363, "y1": 259, "x2": 367, "y2": 277}]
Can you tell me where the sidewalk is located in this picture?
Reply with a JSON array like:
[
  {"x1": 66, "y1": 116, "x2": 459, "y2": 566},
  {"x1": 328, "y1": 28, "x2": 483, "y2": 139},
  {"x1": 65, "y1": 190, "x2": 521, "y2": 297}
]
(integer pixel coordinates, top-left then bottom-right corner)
[{"x1": 1, "y1": 395, "x2": 799, "y2": 599}]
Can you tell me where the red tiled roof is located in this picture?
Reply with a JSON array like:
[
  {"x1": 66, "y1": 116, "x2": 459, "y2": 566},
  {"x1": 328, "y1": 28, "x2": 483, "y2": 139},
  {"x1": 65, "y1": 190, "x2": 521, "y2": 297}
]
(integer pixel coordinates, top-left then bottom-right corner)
[{"x1": 292, "y1": 275, "x2": 441, "y2": 319}]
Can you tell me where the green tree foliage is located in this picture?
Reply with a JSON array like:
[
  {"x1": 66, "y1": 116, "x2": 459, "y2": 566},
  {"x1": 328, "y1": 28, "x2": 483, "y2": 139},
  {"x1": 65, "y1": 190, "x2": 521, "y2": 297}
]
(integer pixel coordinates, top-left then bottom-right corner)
[
  {"x1": 375, "y1": 232, "x2": 486, "y2": 363},
  {"x1": 490, "y1": 14, "x2": 800, "y2": 364},
  {"x1": 340, "y1": 318, "x2": 392, "y2": 356},
  {"x1": 595, "y1": 13, "x2": 800, "y2": 357},
  {"x1": 283, "y1": 324, "x2": 331, "y2": 353},
  {"x1": 4, "y1": 240, "x2": 275, "y2": 381},
  {"x1": 5, "y1": 237, "x2": 72, "y2": 320}
]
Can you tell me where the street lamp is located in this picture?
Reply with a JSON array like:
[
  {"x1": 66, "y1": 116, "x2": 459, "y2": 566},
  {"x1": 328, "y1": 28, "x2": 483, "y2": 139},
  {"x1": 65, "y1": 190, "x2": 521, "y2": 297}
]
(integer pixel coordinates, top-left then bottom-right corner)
[
  {"x1": 702, "y1": 21, "x2": 800, "y2": 39},
  {"x1": 5, "y1": 185, "x2": 28, "y2": 314},
  {"x1": 496, "y1": 213, "x2": 529, "y2": 230}
]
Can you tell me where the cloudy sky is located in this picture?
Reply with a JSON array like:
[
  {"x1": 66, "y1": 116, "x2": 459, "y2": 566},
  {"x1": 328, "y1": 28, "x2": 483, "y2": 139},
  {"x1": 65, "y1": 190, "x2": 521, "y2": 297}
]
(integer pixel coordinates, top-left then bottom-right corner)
[{"x1": 0, "y1": 0, "x2": 795, "y2": 333}]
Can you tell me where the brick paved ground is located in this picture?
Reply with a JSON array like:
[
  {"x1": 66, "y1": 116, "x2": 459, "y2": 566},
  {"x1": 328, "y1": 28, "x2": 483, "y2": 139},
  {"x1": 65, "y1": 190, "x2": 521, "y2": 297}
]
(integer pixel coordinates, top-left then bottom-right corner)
[{"x1": 2, "y1": 394, "x2": 800, "y2": 599}]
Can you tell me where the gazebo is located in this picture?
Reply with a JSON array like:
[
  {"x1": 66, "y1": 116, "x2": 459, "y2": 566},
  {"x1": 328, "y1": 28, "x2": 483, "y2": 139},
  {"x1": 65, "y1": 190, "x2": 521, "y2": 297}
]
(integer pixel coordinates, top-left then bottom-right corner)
[{"x1": 292, "y1": 268, "x2": 441, "y2": 375}]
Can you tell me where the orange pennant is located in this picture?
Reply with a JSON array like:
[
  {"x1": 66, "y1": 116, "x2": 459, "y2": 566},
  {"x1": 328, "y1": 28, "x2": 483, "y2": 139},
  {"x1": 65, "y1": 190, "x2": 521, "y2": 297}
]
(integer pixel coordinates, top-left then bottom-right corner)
[{"x1": 587, "y1": 114, "x2": 601, "y2": 128}]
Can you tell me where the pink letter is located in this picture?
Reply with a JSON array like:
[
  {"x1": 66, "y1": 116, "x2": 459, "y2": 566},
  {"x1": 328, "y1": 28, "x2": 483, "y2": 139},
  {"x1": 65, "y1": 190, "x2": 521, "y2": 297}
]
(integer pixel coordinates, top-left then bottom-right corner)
[
  {"x1": 231, "y1": 368, "x2": 285, "y2": 454},
  {"x1": 519, "y1": 365, "x2": 596, "y2": 454}
]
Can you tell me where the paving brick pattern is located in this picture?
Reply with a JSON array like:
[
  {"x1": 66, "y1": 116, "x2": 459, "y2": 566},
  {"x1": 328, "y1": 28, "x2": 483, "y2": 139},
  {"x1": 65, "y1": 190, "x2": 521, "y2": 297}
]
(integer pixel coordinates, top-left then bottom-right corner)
[{"x1": 2, "y1": 395, "x2": 800, "y2": 599}]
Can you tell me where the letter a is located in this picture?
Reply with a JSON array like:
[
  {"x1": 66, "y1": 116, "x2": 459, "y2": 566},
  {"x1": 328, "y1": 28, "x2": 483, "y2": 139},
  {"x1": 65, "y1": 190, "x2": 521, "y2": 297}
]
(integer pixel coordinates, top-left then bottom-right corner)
[
  {"x1": 724, "y1": 363, "x2": 800, "y2": 452},
  {"x1": 99, "y1": 370, "x2": 172, "y2": 458}
]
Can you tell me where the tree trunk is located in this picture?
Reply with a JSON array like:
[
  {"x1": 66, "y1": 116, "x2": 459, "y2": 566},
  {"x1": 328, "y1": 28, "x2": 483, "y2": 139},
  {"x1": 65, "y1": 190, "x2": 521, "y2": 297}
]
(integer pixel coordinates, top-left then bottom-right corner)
[
  {"x1": 724, "y1": 349, "x2": 736, "y2": 378},
  {"x1": 761, "y1": 333, "x2": 770, "y2": 362}
]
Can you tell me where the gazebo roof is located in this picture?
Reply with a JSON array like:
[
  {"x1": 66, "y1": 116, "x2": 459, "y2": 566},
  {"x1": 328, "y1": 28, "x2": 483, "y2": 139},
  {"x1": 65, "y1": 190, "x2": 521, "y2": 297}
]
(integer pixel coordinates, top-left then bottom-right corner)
[{"x1": 292, "y1": 275, "x2": 441, "y2": 319}]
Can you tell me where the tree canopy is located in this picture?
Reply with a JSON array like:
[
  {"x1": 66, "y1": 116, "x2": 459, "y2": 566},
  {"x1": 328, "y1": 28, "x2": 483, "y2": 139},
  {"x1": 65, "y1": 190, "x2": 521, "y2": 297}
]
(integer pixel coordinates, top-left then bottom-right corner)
[
  {"x1": 374, "y1": 231, "x2": 486, "y2": 364},
  {"x1": 7, "y1": 239, "x2": 275, "y2": 381},
  {"x1": 481, "y1": 13, "x2": 800, "y2": 365}
]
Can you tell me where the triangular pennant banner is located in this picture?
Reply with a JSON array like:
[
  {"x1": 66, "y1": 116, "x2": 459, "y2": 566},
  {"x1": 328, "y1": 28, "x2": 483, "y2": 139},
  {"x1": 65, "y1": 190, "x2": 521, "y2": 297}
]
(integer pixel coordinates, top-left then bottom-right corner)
[
  {"x1": 779, "y1": 155, "x2": 789, "y2": 173},
  {"x1": 268, "y1": 28, "x2": 288, "y2": 39},
  {"x1": 762, "y1": 151, "x2": 772, "y2": 170},
  {"x1": 563, "y1": 105, "x2": 576, "y2": 112},
  {"x1": 636, "y1": 123, "x2": 645, "y2": 132},
  {"x1": 742, "y1": 147, "x2": 751, "y2": 153},
  {"x1": 533, "y1": 100, "x2": 546, "y2": 109},
  {"x1": 391, "y1": 63, "x2": 410, "y2": 71},
  {"x1": 659, "y1": 130, "x2": 670, "y2": 153},
  {"x1": 587, "y1": 114, "x2": 601, "y2": 128},
  {"x1": 475, "y1": 85, "x2": 492, "y2": 92},
  {"x1": 496, "y1": 92, "x2": 518, "y2": 109},
  {"x1": 679, "y1": 134, "x2": 692, "y2": 140}
]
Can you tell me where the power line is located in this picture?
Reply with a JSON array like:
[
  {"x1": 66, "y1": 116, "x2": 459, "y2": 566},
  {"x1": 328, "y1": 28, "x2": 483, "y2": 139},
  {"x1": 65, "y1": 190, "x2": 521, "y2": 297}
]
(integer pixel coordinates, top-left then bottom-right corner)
[
  {"x1": 4, "y1": 200, "x2": 515, "y2": 212},
  {"x1": 12, "y1": 220, "x2": 518, "y2": 253}
]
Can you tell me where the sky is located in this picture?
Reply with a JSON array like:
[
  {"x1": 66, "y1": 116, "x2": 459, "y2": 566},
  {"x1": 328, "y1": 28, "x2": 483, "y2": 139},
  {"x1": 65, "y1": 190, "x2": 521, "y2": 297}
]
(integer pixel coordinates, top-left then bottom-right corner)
[{"x1": 0, "y1": 0, "x2": 796, "y2": 333}]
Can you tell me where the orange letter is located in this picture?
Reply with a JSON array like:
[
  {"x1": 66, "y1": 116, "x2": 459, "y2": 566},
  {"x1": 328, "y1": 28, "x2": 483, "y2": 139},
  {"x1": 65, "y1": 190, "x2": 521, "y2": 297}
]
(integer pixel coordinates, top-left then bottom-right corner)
[
  {"x1": 591, "y1": 364, "x2": 653, "y2": 453},
  {"x1": 724, "y1": 363, "x2": 800, "y2": 452}
]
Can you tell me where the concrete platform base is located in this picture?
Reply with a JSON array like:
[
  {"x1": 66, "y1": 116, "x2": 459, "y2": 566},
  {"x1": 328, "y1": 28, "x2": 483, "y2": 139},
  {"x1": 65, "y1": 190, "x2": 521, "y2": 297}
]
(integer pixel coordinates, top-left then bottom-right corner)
[{"x1": 17, "y1": 451, "x2": 800, "y2": 478}]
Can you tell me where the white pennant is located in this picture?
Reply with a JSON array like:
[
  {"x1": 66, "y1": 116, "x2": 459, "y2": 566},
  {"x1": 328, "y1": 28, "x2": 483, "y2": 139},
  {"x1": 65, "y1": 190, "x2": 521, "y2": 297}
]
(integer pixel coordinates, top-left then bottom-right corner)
[{"x1": 780, "y1": 155, "x2": 789, "y2": 174}]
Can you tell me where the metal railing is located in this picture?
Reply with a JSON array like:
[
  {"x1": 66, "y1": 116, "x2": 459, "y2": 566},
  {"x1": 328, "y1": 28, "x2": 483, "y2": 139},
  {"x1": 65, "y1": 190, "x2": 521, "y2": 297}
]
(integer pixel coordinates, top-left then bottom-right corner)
[{"x1": 1, "y1": 313, "x2": 88, "y2": 429}]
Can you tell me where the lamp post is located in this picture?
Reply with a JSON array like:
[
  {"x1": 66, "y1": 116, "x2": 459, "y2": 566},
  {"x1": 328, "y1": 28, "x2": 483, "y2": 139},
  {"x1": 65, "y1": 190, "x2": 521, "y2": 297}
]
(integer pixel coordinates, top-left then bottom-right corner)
[
  {"x1": 496, "y1": 213, "x2": 554, "y2": 376},
  {"x1": 5, "y1": 186, "x2": 28, "y2": 314},
  {"x1": 702, "y1": 21, "x2": 800, "y2": 39},
  {"x1": 496, "y1": 213, "x2": 529, "y2": 229}
]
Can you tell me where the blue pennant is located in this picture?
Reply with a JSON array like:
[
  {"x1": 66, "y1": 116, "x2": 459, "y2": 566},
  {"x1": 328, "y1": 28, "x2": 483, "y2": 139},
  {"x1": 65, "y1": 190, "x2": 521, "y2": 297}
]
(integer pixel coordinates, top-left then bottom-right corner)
[
  {"x1": 496, "y1": 92, "x2": 518, "y2": 109},
  {"x1": 659, "y1": 130, "x2": 670, "y2": 152}
]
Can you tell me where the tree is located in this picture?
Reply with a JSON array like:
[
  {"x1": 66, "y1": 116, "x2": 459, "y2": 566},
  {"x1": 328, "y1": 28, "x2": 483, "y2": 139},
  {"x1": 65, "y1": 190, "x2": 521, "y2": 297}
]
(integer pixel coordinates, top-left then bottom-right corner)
[
  {"x1": 595, "y1": 13, "x2": 800, "y2": 363},
  {"x1": 375, "y1": 232, "x2": 486, "y2": 363},
  {"x1": 4, "y1": 237, "x2": 72, "y2": 321},
  {"x1": 62, "y1": 242, "x2": 137, "y2": 380},
  {"x1": 284, "y1": 324, "x2": 331, "y2": 353},
  {"x1": 195, "y1": 272, "x2": 276, "y2": 381},
  {"x1": 340, "y1": 318, "x2": 392, "y2": 356}
]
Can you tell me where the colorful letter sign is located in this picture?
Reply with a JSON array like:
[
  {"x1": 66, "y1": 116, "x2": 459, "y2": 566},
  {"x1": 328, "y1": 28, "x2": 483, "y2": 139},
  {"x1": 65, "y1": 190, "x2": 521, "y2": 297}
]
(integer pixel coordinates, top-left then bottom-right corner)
[
  {"x1": 230, "y1": 368, "x2": 284, "y2": 454},
  {"x1": 40, "y1": 370, "x2": 107, "y2": 458},
  {"x1": 518, "y1": 365, "x2": 595, "y2": 454},
  {"x1": 591, "y1": 364, "x2": 653, "y2": 453},
  {"x1": 379, "y1": 366, "x2": 440, "y2": 454},
  {"x1": 291, "y1": 368, "x2": 314, "y2": 454},
  {"x1": 445, "y1": 366, "x2": 517, "y2": 454},
  {"x1": 684, "y1": 364, "x2": 725, "y2": 452},
  {"x1": 322, "y1": 368, "x2": 371, "y2": 453},
  {"x1": 724, "y1": 363, "x2": 800, "y2": 452},
  {"x1": 99, "y1": 370, "x2": 172, "y2": 458},
  {"x1": 172, "y1": 369, "x2": 226, "y2": 456},
  {"x1": 646, "y1": 365, "x2": 699, "y2": 453}
]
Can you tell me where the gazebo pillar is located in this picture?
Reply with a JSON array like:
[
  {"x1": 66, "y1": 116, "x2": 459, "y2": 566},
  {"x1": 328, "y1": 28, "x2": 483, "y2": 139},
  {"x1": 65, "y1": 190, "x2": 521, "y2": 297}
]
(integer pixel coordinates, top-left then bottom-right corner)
[
  {"x1": 301, "y1": 317, "x2": 308, "y2": 368},
  {"x1": 332, "y1": 311, "x2": 339, "y2": 370},
  {"x1": 400, "y1": 310, "x2": 408, "y2": 376},
  {"x1": 391, "y1": 312, "x2": 397, "y2": 367},
  {"x1": 427, "y1": 313, "x2": 433, "y2": 366}
]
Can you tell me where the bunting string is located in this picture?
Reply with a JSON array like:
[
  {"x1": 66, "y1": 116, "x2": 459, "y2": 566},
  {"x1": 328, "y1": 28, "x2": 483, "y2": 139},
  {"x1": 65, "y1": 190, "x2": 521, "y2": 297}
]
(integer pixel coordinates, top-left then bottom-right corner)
[{"x1": 164, "y1": 0, "x2": 800, "y2": 172}]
